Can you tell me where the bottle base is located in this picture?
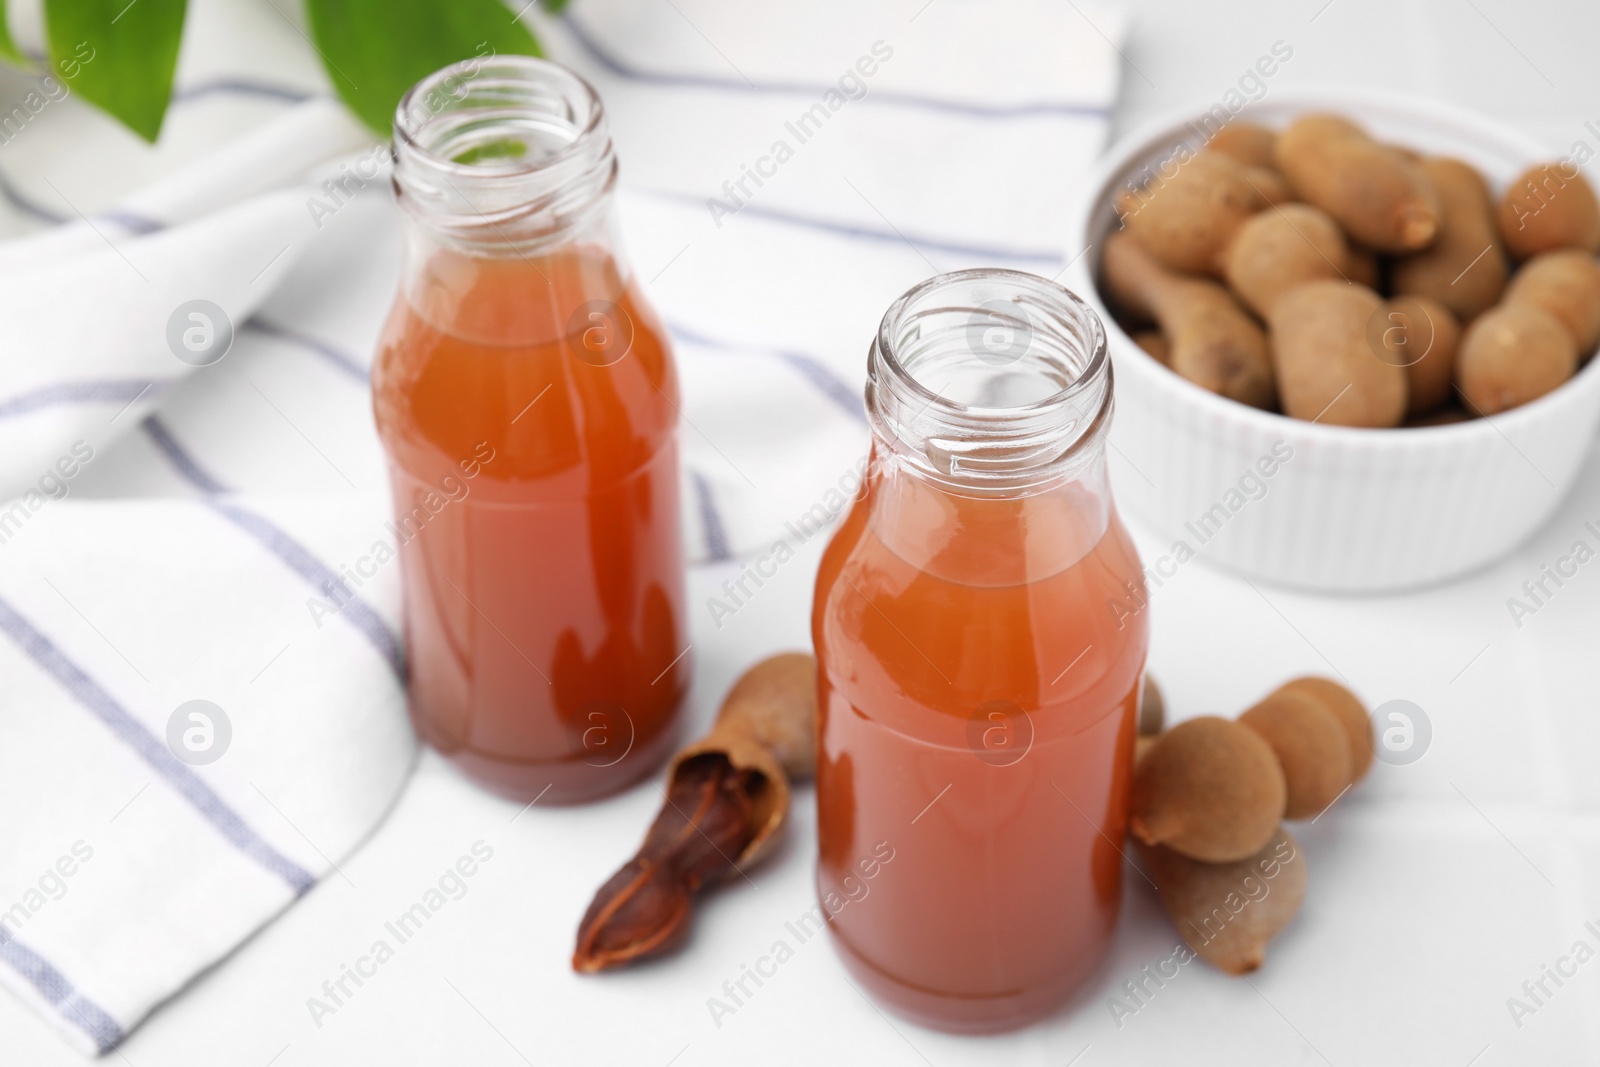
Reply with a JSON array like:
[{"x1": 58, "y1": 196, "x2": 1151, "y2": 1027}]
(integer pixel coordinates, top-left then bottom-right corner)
[
  {"x1": 414, "y1": 708, "x2": 683, "y2": 806},
  {"x1": 824, "y1": 921, "x2": 1111, "y2": 1035}
]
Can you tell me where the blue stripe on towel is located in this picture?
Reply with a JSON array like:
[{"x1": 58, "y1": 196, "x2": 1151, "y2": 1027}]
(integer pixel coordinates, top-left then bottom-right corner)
[
  {"x1": 142, "y1": 416, "x2": 230, "y2": 494},
  {"x1": 0, "y1": 939, "x2": 125, "y2": 1053},
  {"x1": 98, "y1": 211, "x2": 164, "y2": 235},
  {"x1": 172, "y1": 79, "x2": 317, "y2": 104},
  {"x1": 140, "y1": 417, "x2": 406, "y2": 683},
  {"x1": 0, "y1": 173, "x2": 161, "y2": 235},
  {"x1": 0, "y1": 166, "x2": 67, "y2": 224},
  {"x1": 560, "y1": 15, "x2": 1112, "y2": 121},
  {"x1": 636, "y1": 187, "x2": 1064, "y2": 266},
  {"x1": 666, "y1": 322, "x2": 866, "y2": 424},
  {"x1": 769, "y1": 352, "x2": 864, "y2": 424},
  {"x1": 0, "y1": 596, "x2": 318, "y2": 896},
  {"x1": 245, "y1": 320, "x2": 369, "y2": 384},
  {"x1": 0, "y1": 379, "x2": 167, "y2": 419},
  {"x1": 690, "y1": 471, "x2": 732, "y2": 562}
]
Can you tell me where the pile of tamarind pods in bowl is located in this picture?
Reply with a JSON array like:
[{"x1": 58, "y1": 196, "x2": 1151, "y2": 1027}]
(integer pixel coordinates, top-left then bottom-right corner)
[
  {"x1": 1065, "y1": 90, "x2": 1600, "y2": 592},
  {"x1": 1104, "y1": 111, "x2": 1600, "y2": 426}
]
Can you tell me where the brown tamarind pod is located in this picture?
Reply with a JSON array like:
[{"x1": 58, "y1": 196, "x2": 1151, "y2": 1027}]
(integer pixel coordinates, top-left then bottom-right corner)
[
  {"x1": 1343, "y1": 244, "x2": 1381, "y2": 290},
  {"x1": 1503, "y1": 249, "x2": 1600, "y2": 358},
  {"x1": 1103, "y1": 231, "x2": 1276, "y2": 409},
  {"x1": 1220, "y1": 203, "x2": 1350, "y2": 318},
  {"x1": 1240, "y1": 164, "x2": 1293, "y2": 207},
  {"x1": 1207, "y1": 122, "x2": 1278, "y2": 168},
  {"x1": 1497, "y1": 162, "x2": 1600, "y2": 260},
  {"x1": 1271, "y1": 676, "x2": 1373, "y2": 781},
  {"x1": 1405, "y1": 406, "x2": 1472, "y2": 427},
  {"x1": 1375, "y1": 294, "x2": 1461, "y2": 416},
  {"x1": 1140, "y1": 674, "x2": 1166, "y2": 736},
  {"x1": 1275, "y1": 114, "x2": 1441, "y2": 252},
  {"x1": 1392, "y1": 158, "x2": 1508, "y2": 321},
  {"x1": 1456, "y1": 302, "x2": 1577, "y2": 415},
  {"x1": 1132, "y1": 330, "x2": 1169, "y2": 365},
  {"x1": 1139, "y1": 826, "x2": 1308, "y2": 975},
  {"x1": 1131, "y1": 716, "x2": 1286, "y2": 863},
  {"x1": 680, "y1": 651, "x2": 817, "y2": 786},
  {"x1": 1268, "y1": 281, "x2": 1407, "y2": 427},
  {"x1": 1117, "y1": 151, "x2": 1269, "y2": 276},
  {"x1": 1240, "y1": 689, "x2": 1352, "y2": 819},
  {"x1": 573, "y1": 653, "x2": 817, "y2": 973}
]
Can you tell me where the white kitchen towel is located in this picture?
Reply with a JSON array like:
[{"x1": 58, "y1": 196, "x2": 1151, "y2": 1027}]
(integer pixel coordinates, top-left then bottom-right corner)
[
  {"x1": 0, "y1": 494, "x2": 411, "y2": 1055},
  {"x1": 549, "y1": 0, "x2": 1125, "y2": 559},
  {"x1": 0, "y1": 0, "x2": 410, "y2": 1056},
  {"x1": 0, "y1": 0, "x2": 1126, "y2": 1054}
]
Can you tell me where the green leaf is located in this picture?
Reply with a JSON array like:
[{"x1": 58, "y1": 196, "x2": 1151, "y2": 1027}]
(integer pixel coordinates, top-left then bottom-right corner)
[
  {"x1": 451, "y1": 138, "x2": 528, "y2": 165},
  {"x1": 304, "y1": 0, "x2": 542, "y2": 136},
  {"x1": 42, "y1": 0, "x2": 187, "y2": 142},
  {"x1": 0, "y1": 0, "x2": 25, "y2": 64}
]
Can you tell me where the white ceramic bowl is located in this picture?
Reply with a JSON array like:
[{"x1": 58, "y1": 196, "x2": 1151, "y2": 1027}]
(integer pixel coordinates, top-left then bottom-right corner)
[{"x1": 1065, "y1": 87, "x2": 1600, "y2": 593}]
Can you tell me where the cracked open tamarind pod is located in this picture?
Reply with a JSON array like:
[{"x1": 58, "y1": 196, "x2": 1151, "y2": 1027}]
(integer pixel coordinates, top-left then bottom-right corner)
[
  {"x1": 683, "y1": 650, "x2": 816, "y2": 786},
  {"x1": 572, "y1": 652, "x2": 817, "y2": 973}
]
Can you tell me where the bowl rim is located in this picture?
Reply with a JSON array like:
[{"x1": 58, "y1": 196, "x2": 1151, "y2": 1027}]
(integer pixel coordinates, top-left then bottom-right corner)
[{"x1": 1064, "y1": 84, "x2": 1600, "y2": 449}]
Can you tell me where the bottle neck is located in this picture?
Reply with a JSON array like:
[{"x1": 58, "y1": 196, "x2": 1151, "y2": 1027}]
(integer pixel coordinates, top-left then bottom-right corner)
[
  {"x1": 390, "y1": 56, "x2": 619, "y2": 257},
  {"x1": 388, "y1": 57, "x2": 634, "y2": 345},
  {"x1": 862, "y1": 270, "x2": 1116, "y2": 585}
]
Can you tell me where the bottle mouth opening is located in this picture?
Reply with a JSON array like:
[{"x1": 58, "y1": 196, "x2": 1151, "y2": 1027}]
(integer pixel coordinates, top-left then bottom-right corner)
[
  {"x1": 391, "y1": 56, "x2": 615, "y2": 248},
  {"x1": 869, "y1": 270, "x2": 1113, "y2": 491},
  {"x1": 877, "y1": 269, "x2": 1108, "y2": 416},
  {"x1": 395, "y1": 56, "x2": 603, "y2": 175}
]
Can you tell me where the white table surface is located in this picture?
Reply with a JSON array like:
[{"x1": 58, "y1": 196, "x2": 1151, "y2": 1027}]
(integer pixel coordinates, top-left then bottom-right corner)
[{"x1": 9, "y1": 0, "x2": 1600, "y2": 1063}]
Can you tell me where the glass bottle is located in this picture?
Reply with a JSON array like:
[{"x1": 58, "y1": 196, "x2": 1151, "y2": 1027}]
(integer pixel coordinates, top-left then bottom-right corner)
[
  {"x1": 373, "y1": 57, "x2": 689, "y2": 804},
  {"x1": 812, "y1": 270, "x2": 1148, "y2": 1031}
]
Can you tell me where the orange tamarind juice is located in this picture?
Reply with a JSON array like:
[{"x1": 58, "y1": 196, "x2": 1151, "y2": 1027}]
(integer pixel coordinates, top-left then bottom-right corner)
[
  {"x1": 813, "y1": 271, "x2": 1147, "y2": 1031},
  {"x1": 373, "y1": 59, "x2": 688, "y2": 803}
]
